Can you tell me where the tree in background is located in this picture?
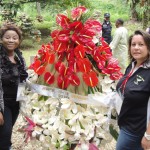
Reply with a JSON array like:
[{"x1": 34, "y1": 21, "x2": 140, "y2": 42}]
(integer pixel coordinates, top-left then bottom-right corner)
[{"x1": 127, "y1": 0, "x2": 150, "y2": 29}]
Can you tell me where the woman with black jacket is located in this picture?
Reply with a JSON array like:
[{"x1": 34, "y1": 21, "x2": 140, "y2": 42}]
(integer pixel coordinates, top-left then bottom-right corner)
[{"x1": 0, "y1": 23, "x2": 28, "y2": 150}]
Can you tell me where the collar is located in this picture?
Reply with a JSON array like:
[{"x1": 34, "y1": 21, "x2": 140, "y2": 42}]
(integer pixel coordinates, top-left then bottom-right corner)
[{"x1": 131, "y1": 60, "x2": 150, "y2": 69}]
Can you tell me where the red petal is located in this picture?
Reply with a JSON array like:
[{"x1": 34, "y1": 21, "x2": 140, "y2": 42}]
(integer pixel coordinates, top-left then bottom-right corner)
[
  {"x1": 69, "y1": 21, "x2": 83, "y2": 32},
  {"x1": 69, "y1": 74, "x2": 80, "y2": 86},
  {"x1": 44, "y1": 72, "x2": 55, "y2": 84},
  {"x1": 57, "y1": 52, "x2": 65, "y2": 61},
  {"x1": 55, "y1": 61, "x2": 65, "y2": 72},
  {"x1": 57, "y1": 30, "x2": 70, "y2": 42},
  {"x1": 71, "y1": 33, "x2": 83, "y2": 45},
  {"x1": 57, "y1": 75, "x2": 70, "y2": 89},
  {"x1": 98, "y1": 60, "x2": 106, "y2": 70},
  {"x1": 51, "y1": 30, "x2": 59, "y2": 39},
  {"x1": 35, "y1": 66, "x2": 45, "y2": 75},
  {"x1": 31, "y1": 60, "x2": 45, "y2": 75},
  {"x1": 56, "y1": 14, "x2": 70, "y2": 29},
  {"x1": 110, "y1": 72, "x2": 123, "y2": 80},
  {"x1": 59, "y1": 65, "x2": 67, "y2": 76},
  {"x1": 74, "y1": 45, "x2": 85, "y2": 59},
  {"x1": 46, "y1": 53, "x2": 55, "y2": 64},
  {"x1": 77, "y1": 58, "x2": 91, "y2": 73},
  {"x1": 53, "y1": 39, "x2": 68, "y2": 52},
  {"x1": 84, "y1": 19, "x2": 102, "y2": 33},
  {"x1": 79, "y1": 28, "x2": 94, "y2": 43},
  {"x1": 71, "y1": 6, "x2": 87, "y2": 20},
  {"x1": 83, "y1": 71, "x2": 98, "y2": 87}
]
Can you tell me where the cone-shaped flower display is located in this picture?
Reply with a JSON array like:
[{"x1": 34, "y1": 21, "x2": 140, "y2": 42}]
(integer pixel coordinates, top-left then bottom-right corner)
[{"x1": 29, "y1": 6, "x2": 122, "y2": 94}]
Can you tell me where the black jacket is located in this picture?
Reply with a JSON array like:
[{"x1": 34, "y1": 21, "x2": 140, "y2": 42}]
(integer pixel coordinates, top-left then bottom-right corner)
[
  {"x1": 102, "y1": 20, "x2": 112, "y2": 44},
  {"x1": 117, "y1": 60, "x2": 150, "y2": 135}
]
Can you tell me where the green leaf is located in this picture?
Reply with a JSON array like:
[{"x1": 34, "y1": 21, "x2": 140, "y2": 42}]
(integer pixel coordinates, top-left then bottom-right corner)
[
  {"x1": 63, "y1": 144, "x2": 70, "y2": 150},
  {"x1": 109, "y1": 124, "x2": 118, "y2": 141},
  {"x1": 38, "y1": 95, "x2": 49, "y2": 101}
]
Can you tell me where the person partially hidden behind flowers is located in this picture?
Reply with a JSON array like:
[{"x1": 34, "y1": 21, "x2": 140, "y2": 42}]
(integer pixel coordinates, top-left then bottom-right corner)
[
  {"x1": 0, "y1": 22, "x2": 28, "y2": 150},
  {"x1": 116, "y1": 30, "x2": 150, "y2": 150}
]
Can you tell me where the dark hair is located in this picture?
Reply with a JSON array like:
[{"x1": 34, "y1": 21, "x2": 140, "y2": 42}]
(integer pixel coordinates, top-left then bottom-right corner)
[
  {"x1": 0, "y1": 22, "x2": 22, "y2": 40},
  {"x1": 104, "y1": 13, "x2": 110, "y2": 18},
  {"x1": 128, "y1": 30, "x2": 150, "y2": 62},
  {"x1": 116, "y1": 19, "x2": 124, "y2": 25}
]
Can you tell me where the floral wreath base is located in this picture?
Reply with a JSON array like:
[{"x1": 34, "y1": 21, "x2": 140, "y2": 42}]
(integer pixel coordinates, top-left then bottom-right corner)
[{"x1": 18, "y1": 71, "x2": 119, "y2": 150}]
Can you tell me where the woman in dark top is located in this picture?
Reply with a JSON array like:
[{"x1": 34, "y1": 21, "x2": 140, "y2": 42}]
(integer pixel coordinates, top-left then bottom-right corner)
[
  {"x1": 116, "y1": 30, "x2": 150, "y2": 150},
  {"x1": 0, "y1": 23, "x2": 28, "y2": 150}
]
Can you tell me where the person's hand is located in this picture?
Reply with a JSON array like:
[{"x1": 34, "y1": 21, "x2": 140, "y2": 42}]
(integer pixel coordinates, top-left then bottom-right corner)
[
  {"x1": 0, "y1": 112, "x2": 4, "y2": 125},
  {"x1": 141, "y1": 136, "x2": 150, "y2": 150}
]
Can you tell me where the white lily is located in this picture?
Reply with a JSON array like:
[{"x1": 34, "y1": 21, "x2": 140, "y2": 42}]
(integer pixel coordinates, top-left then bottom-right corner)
[{"x1": 60, "y1": 98, "x2": 78, "y2": 114}]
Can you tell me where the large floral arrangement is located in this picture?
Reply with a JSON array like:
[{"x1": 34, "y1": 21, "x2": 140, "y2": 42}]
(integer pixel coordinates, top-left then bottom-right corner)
[{"x1": 19, "y1": 6, "x2": 122, "y2": 150}]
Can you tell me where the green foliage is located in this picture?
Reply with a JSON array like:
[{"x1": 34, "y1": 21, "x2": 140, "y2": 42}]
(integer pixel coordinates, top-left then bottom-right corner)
[{"x1": 109, "y1": 124, "x2": 119, "y2": 141}]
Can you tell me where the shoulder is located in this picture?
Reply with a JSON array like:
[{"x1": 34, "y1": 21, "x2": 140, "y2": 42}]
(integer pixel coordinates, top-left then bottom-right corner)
[{"x1": 114, "y1": 28, "x2": 121, "y2": 35}]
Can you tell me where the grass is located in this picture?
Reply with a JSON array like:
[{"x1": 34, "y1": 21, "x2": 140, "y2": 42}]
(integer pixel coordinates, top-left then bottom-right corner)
[{"x1": 21, "y1": 36, "x2": 50, "y2": 66}]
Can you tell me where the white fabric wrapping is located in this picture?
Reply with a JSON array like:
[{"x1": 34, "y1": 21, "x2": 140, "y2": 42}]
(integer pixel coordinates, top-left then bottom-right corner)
[{"x1": 88, "y1": 91, "x2": 123, "y2": 115}]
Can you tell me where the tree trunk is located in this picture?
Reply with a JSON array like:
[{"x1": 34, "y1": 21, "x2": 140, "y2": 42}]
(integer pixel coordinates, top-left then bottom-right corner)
[
  {"x1": 142, "y1": 0, "x2": 150, "y2": 29},
  {"x1": 130, "y1": 0, "x2": 140, "y2": 21},
  {"x1": 36, "y1": 2, "x2": 41, "y2": 16}
]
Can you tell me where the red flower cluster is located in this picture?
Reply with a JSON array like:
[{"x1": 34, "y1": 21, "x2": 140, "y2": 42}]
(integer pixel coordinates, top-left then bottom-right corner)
[{"x1": 30, "y1": 6, "x2": 122, "y2": 91}]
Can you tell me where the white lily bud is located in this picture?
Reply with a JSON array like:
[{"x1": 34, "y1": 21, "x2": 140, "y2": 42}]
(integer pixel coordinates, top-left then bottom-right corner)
[
  {"x1": 32, "y1": 131, "x2": 37, "y2": 137},
  {"x1": 39, "y1": 134, "x2": 45, "y2": 142},
  {"x1": 80, "y1": 143, "x2": 89, "y2": 150},
  {"x1": 43, "y1": 129, "x2": 51, "y2": 136},
  {"x1": 42, "y1": 123, "x2": 49, "y2": 129}
]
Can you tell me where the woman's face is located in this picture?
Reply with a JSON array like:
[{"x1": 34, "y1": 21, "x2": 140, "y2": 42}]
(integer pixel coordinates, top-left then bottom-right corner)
[
  {"x1": 2, "y1": 30, "x2": 20, "y2": 52},
  {"x1": 130, "y1": 34, "x2": 149, "y2": 64}
]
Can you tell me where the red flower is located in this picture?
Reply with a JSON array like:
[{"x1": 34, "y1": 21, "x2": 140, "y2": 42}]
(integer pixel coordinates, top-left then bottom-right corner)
[
  {"x1": 77, "y1": 58, "x2": 91, "y2": 73},
  {"x1": 46, "y1": 52, "x2": 55, "y2": 64},
  {"x1": 56, "y1": 30, "x2": 70, "y2": 42},
  {"x1": 74, "y1": 45, "x2": 86, "y2": 59},
  {"x1": 78, "y1": 28, "x2": 95, "y2": 43},
  {"x1": 57, "y1": 75, "x2": 70, "y2": 89},
  {"x1": 97, "y1": 60, "x2": 106, "y2": 70},
  {"x1": 44, "y1": 72, "x2": 55, "y2": 84},
  {"x1": 101, "y1": 58, "x2": 121, "y2": 77},
  {"x1": 69, "y1": 74, "x2": 80, "y2": 86},
  {"x1": 57, "y1": 52, "x2": 65, "y2": 61},
  {"x1": 51, "y1": 30, "x2": 59, "y2": 40},
  {"x1": 83, "y1": 71, "x2": 98, "y2": 87},
  {"x1": 110, "y1": 72, "x2": 123, "y2": 80},
  {"x1": 56, "y1": 14, "x2": 70, "y2": 29},
  {"x1": 31, "y1": 60, "x2": 45, "y2": 75},
  {"x1": 55, "y1": 61, "x2": 65, "y2": 72},
  {"x1": 69, "y1": 60, "x2": 79, "y2": 73},
  {"x1": 71, "y1": 6, "x2": 87, "y2": 20},
  {"x1": 53, "y1": 39, "x2": 68, "y2": 52},
  {"x1": 58, "y1": 65, "x2": 72, "y2": 77},
  {"x1": 84, "y1": 19, "x2": 102, "y2": 34},
  {"x1": 72, "y1": 33, "x2": 83, "y2": 45},
  {"x1": 69, "y1": 21, "x2": 83, "y2": 33}
]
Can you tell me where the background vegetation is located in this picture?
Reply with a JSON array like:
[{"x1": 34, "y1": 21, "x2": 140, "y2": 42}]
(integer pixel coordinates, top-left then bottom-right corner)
[{"x1": 0, "y1": 0, "x2": 149, "y2": 65}]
